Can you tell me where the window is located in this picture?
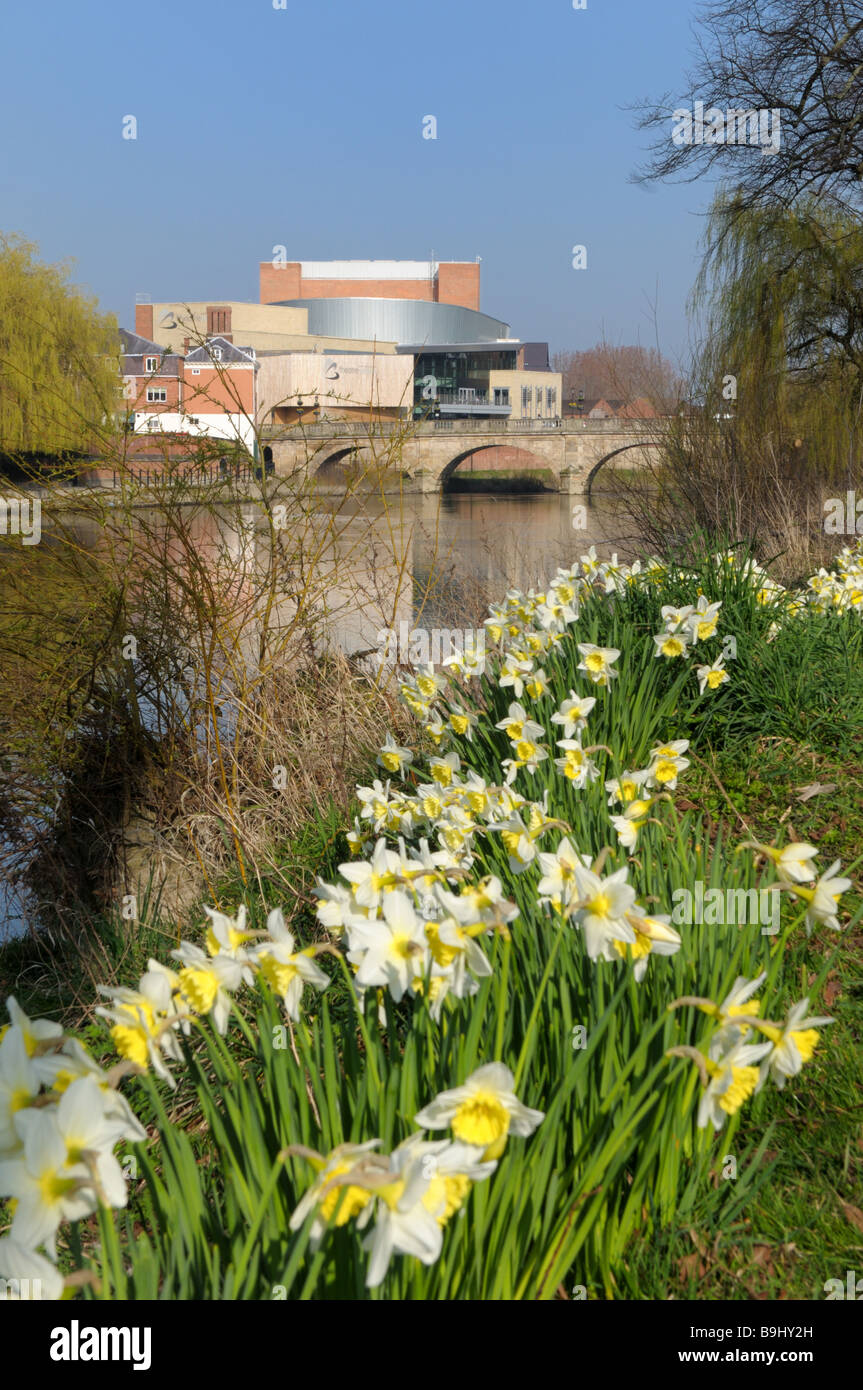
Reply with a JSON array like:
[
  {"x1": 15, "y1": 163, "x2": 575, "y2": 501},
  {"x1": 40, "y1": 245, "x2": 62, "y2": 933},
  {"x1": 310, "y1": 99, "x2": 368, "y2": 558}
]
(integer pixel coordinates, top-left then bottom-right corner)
[
  {"x1": 146, "y1": 387, "x2": 167, "y2": 403},
  {"x1": 191, "y1": 368, "x2": 201, "y2": 376},
  {"x1": 521, "y1": 385, "x2": 531, "y2": 414},
  {"x1": 493, "y1": 388, "x2": 510, "y2": 406},
  {"x1": 546, "y1": 387, "x2": 557, "y2": 413},
  {"x1": 145, "y1": 356, "x2": 158, "y2": 372},
  {"x1": 210, "y1": 347, "x2": 222, "y2": 361}
]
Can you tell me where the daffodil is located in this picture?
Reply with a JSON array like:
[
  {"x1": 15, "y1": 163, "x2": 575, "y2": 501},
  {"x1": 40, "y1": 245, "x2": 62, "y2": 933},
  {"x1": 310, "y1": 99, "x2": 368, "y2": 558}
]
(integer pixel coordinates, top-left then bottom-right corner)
[
  {"x1": 428, "y1": 752, "x2": 461, "y2": 787},
  {"x1": 355, "y1": 779, "x2": 393, "y2": 830},
  {"x1": 495, "y1": 702, "x2": 544, "y2": 746},
  {"x1": 446, "y1": 704, "x2": 478, "y2": 740},
  {"x1": 346, "y1": 890, "x2": 430, "y2": 1002},
  {"x1": 788, "y1": 859, "x2": 852, "y2": 933},
  {"x1": 3, "y1": 999, "x2": 63, "y2": 1056},
  {"x1": 339, "y1": 838, "x2": 402, "y2": 910},
  {"x1": 414, "y1": 1062, "x2": 544, "y2": 1158},
  {"x1": 686, "y1": 597, "x2": 722, "y2": 641},
  {"x1": 96, "y1": 964, "x2": 185, "y2": 1085},
  {"x1": 696, "y1": 1038, "x2": 773, "y2": 1131},
  {"x1": 0, "y1": 1236, "x2": 65, "y2": 1300},
  {"x1": 524, "y1": 667, "x2": 550, "y2": 700},
  {"x1": 653, "y1": 629, "x2": 691, "y2": 659},
  {"x1": 746, "y1": 840, "x2": 819, "y2": 885},
  {"x1": 203, "y1": 905, "x2": 257, "y2": 964},
  {"x1": 553, "y1": 738, "x2": 598, "y2": 787},
  {"x1": 412, "y1": 663, "x2": 447, "y2": 701},
  {"x1": 577, "y1": 643, "x2": 620, "y2": 686},
  {"x1": 0, "y1": 1027, "x2": 40, "y2": 1155},
  {"x1": 252, "y1": 909, "x2": 331, "y2": 1021},
  {"x1": 498, "y1": 652, "x2": 533, "y2": 698},
  {"x1": 288, "y1": 1140, "x2": 382, "y2": 1247},
  {"x1": 551, "y1": 692, "x2": 596, "y2": 738},
  {"x1": 502, "y1": 737, "x2": 549, "y2": 783},
  {"x1": 660, "y1": 603, "x2": 695, "y2": 632},
  {"x1": 360, "y1": 1135, "x2": 496, "y2": 1288},
  {"x1": 0, "y1": 1105, "x2": 100, "y2": 1258},
  {"x1": 645, "y1": 741, "x2": 690, "y2": 790},
  {"x1": 171, "y1": 942, "x2": 244, "y2": 1034},
  {"x1": 536, "y1": 836, "x2": 592, "y2": 914},
  {"x1": 756, "y1": 999, "x2": 834, "y2": 1090},
  {"x1": 569, "y1": 863, "x2": 638, "y2": 960},
  {"x1": 610, "y1": 796, "x2": 654, "y2": 849},
  {"x1": 377, "y1": 735, "x2": 413, "y2": 777},
  {"x1": 605, "y1": 769, "x2": 649, "y2": 807},
  {"x1": 713, "y1": 973, "x2": 766, "y2": 1040},
  {"x1": 32, "y1": 1037, "x2": 146, "y2": 1141},
  {"x1": 696, "y1": 656, "x2": 729, "y2": 693},
  {"x1": 615, "y1": 911, "x2": 681, "y2": 981}
]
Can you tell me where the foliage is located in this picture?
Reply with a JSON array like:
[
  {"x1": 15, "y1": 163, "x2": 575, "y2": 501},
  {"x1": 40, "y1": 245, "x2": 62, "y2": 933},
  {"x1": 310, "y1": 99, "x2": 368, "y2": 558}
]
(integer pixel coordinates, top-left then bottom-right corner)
[{"x1": 0, "y1": 234, "x2": 119, "y2": 457}]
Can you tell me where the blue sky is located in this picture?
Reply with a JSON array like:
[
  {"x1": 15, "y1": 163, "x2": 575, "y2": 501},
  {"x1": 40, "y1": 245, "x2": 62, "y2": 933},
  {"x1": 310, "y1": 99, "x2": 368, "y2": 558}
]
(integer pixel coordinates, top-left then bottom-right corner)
[{"x1": 0, "y1": 0, "x2": 715, "y2": 363}]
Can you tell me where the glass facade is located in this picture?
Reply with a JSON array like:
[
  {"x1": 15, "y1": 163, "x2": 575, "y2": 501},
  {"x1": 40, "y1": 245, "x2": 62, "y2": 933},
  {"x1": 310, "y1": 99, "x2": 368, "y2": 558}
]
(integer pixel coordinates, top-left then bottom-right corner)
[{"x1": 413, "y1": 348, "x2": 518, "y2": 410}]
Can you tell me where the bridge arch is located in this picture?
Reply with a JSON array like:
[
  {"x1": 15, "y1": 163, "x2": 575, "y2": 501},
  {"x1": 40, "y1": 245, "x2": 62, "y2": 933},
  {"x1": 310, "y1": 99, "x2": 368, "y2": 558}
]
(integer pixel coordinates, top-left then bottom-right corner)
[
  {"x1": 314, "y1": 444, "x2": 370, "y2": 479},
  {"x1": 585, "y1": 442, "x2": 657, "y2": 498},
  {"x1": 441, "y1": 444, "x2": 557, "y2": 491}
]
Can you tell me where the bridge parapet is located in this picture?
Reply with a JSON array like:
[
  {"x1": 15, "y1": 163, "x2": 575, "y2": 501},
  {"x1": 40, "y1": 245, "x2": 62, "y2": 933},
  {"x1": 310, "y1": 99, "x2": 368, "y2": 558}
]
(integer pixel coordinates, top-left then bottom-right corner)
[
  {"x1": 262, "y1": 415, "x2": 664, "y2": 440},
  {"x1": 265, "y1": 416, "x2": 669, "y2": 493}
]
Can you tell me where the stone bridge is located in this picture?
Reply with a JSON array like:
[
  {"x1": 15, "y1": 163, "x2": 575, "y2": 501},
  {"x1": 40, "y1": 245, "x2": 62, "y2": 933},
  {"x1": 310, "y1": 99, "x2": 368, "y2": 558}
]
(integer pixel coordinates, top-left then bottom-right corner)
[{"x1": 265, "y1": 417, "x2": 668, "y2": 494}]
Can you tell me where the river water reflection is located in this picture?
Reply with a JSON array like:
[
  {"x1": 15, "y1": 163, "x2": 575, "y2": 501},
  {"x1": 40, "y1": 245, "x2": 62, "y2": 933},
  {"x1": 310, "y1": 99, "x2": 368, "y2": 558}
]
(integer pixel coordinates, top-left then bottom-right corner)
[{"x1": 304, "y1": 487, "x2": 641, "y2": 657}]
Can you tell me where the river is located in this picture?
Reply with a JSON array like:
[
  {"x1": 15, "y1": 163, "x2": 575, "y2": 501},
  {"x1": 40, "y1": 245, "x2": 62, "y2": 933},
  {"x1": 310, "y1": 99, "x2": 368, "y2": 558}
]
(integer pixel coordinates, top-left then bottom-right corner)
[{"x1": 0, "y1": 485, "x2": 636, "y2": 942}]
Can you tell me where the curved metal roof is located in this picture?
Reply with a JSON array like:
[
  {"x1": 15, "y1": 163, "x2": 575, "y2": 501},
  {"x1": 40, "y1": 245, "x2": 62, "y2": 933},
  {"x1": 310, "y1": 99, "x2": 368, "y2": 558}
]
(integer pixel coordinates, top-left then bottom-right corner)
[{"x1": 272, "y1": 298, "x2": 511, "y2": 345}]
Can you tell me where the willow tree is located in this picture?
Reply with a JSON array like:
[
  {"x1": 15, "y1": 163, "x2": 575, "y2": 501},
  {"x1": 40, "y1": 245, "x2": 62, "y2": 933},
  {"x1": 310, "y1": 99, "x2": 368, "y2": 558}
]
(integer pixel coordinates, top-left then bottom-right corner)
[
  {"x1": 608, "y1": 194, "x2": 863, "y2": 565},
  {"x1": 691, "y1": 194, "x2": 863, "y2": 483},
  {"x1": 0, "y1": 233, "x2": 120, "y2": 458}
]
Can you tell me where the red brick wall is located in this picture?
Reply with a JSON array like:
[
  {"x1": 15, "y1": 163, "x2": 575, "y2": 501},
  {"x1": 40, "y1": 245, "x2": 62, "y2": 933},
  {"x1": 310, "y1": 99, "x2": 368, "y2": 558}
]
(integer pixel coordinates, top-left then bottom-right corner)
[
  {"x1": 436, "y1": 263, "x2": 480, "y2": 310},
  {"x1": 259, "y1": 261, "x2": 480, "y2": 309},
  {"x1": 183, "y1": 365, "x2": 255, "y2": 415},
  {"x1": 135, "y1": 304, "x2": 154, "y2": 339},
  {"x1": 128, "y1": 372, "x2": 181, "y2": 412},
  {"x1": 300, "y1": 277, "x2": 436, "y2": 301},
  {"x1": 260, "y1": 262, "x2": 302, "y2": 303},
  {"x1": 454, "y1": 446, "x2": 546, "y2": 472}
]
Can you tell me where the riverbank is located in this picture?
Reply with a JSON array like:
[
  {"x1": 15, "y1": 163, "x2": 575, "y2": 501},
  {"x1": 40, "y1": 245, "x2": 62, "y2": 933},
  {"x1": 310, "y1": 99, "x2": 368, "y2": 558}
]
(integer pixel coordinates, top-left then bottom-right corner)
[{"x1": 2, "y1": 535, "x2": 861, "y2": 1300}]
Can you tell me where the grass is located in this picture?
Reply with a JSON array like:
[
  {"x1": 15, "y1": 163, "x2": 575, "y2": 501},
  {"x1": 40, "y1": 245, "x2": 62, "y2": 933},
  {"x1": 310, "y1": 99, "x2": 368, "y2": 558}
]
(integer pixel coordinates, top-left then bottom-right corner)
[{"x1": 627, "y1": 741, "x2": 863, "y2": 1300}]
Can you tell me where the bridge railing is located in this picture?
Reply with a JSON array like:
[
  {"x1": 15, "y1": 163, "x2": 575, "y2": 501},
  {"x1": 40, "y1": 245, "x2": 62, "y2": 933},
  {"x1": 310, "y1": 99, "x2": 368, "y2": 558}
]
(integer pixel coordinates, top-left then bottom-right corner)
[{"x1": 261, "y1": 416, "x2": 663, "y2": 441}]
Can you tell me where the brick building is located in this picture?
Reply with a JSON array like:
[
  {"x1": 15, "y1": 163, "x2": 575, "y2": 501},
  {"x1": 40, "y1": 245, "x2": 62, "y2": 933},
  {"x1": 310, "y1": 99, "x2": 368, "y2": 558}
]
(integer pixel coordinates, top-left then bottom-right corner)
[
  {"x1": 120, "y1": 329, "x2": 258, "y2": 452},
  {"x1": 259, "y1": 259, "x2": 481, "y2": 310}
]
